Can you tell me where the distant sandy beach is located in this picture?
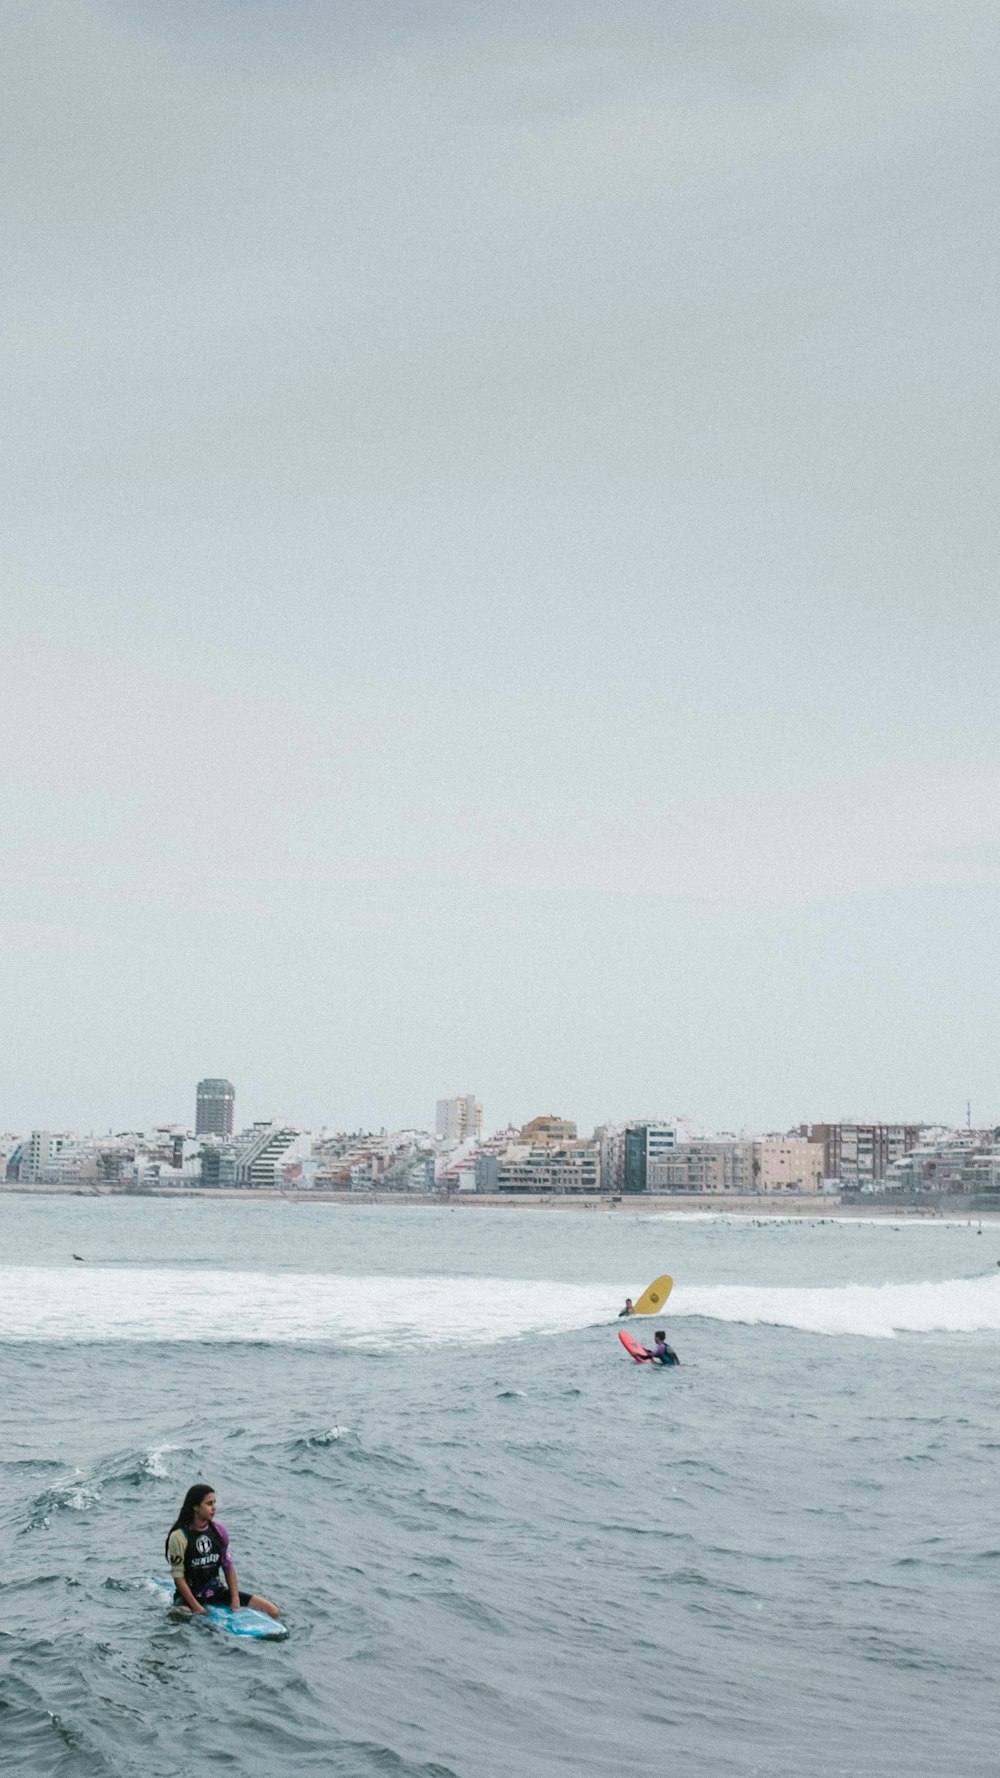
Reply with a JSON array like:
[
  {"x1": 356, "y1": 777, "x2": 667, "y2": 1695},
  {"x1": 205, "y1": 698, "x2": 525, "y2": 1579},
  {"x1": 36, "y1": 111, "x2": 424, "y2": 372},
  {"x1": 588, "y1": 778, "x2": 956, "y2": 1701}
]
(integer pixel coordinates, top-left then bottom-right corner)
[{"x1": 1, "y1": 1183, "x2": 996, "y2": 1217}]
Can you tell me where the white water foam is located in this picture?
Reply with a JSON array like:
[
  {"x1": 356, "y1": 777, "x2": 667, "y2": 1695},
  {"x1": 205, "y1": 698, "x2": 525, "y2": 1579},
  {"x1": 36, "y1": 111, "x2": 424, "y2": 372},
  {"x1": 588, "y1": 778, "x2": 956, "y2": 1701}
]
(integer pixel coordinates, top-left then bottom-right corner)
[
  {"x1": 640, "y1": 1211, "x2": 987, "y2": 1227},
  {"x1": 1, "y1": 1266, "x2": 999, "y2": 1343},
  {"x1": 143, "y1": 1444, "x2": 178, "y2": 1478},
  {"x1": 0, "y1": 1267, "x2": 612, "y2": 1345},
  {"x1": 670, "y1": 1275, "x2": 1000, "y2": 1338}
]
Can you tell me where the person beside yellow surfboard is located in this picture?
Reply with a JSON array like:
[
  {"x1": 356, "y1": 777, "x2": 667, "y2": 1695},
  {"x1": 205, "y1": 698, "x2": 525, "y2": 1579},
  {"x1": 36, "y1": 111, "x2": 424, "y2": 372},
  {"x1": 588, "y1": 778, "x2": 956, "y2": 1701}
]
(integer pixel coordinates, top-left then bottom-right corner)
[
  {"x1": 617, "y1": 1275, "x2": 679, "y2": 1364},
  {"x1": 621, "y1": 1274, "x2": 672, "y2": 1317}
]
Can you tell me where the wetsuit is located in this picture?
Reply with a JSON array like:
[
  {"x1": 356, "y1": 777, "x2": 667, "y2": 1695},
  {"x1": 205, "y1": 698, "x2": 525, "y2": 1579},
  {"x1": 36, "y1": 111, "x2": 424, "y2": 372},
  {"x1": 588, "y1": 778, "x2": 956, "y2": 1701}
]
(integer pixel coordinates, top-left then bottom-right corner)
[
  {"x1": 166, "y1": 1520, "x2": 251, "y2": 1608},
  {"x1": 649, "y1": 1341, "x2": 679, "y2": 1365}
]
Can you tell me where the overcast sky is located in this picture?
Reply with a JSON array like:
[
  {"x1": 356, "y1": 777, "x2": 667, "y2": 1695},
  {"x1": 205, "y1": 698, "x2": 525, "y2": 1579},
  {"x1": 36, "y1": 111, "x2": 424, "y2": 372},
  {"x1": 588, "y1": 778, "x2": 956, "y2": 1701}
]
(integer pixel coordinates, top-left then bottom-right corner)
[{"x1": 3, "y1": 1, "x2": 998, "y2": 1136}]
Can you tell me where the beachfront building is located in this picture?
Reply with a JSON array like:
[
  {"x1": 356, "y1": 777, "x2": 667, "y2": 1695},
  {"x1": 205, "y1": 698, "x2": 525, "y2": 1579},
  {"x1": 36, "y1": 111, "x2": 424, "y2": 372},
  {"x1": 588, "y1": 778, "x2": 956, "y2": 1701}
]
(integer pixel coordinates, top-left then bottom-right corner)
[
  {"x1": 304, "y1": 1128, "x2": 441, "y2": 1191},
  {"x1": 199, "y1": 1139, "x2": 239, "y2": 1188},
  {"x1": 232, "y1": 1123, "x2": 304, "y2": 1189},
  {"x1": 377, "y1": 1139, "x2": 437, "y2": 1192},
  {"x1": 196, "y1": 1078, "x2": 235, "y2": 1138},
  {"x1": 622, "y1": 1123, "x2": 681, "y2": 1193},
  {"x1": 438, "y1": 1127, "x2": 519, "y2": 1193},
  {"x1": 19, "y1": 1131, "x2": 71, "y2": 1184},
  {"x1": 752, "y1": 1136, "x2": 824, "y2": 1193},
  {"x1": 13, "y1": 1128, "x2": 200, "y2": 1188},
  {"x1": 435, "y1": 1096, "x2": 483, "y2": 1143},
  {"x1": 882, "y1": 1129, "x2": 1000, "y2": 1196},
  {"x1": 596, "y1": 1120, "x2": 693, "y2": 1193},
  {"x1": 799, "y1": 1123, "x2": 921, "y2": 1189},
  {"x1": 651, "y1": 1140, "x2": 754, "y2": 1194},
  {"x1": 647, "y1": 1135, "x2": 823, "y2": 1195},
  {"x1": 492, "y1": 1138, "x2": 601, "y2": 1194}
]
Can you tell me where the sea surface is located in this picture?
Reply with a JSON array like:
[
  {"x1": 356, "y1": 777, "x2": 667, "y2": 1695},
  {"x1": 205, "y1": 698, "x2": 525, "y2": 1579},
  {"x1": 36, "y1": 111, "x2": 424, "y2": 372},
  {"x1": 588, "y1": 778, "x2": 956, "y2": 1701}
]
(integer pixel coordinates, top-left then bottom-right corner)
[{"x1": 1, "y1": 1195, "x2": 998, "y2": 1777}]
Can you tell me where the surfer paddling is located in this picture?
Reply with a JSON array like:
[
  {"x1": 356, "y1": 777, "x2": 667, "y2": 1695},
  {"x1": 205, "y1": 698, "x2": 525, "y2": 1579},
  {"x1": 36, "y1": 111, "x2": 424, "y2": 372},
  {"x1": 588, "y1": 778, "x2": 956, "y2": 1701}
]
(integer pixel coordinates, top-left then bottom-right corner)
[
  {"x1": 165, "y1": 1484, "x2": 280, "y2": 1619},
  {"x1": 618, "y1": 1327, "x2": 680, "y2": 1365},
  {"x1": 647, "y1": 1331, "x2": 679, "y2": 1365}
]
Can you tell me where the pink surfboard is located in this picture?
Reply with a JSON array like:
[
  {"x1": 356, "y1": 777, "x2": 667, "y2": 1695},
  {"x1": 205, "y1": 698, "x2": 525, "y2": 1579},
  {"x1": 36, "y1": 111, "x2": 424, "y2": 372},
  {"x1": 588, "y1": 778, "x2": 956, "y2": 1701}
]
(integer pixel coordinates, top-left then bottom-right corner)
[{"x1": 618, "y1": 1329, "x2": 651, "y2": 1363}]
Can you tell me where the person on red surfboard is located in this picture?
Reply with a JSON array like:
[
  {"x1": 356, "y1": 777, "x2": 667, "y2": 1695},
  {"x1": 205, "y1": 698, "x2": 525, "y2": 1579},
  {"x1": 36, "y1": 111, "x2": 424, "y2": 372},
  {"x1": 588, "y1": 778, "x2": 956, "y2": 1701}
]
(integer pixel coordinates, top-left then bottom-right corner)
[{"x1": 619, "y1": 1328, "x2": 680, "y2": 1364}]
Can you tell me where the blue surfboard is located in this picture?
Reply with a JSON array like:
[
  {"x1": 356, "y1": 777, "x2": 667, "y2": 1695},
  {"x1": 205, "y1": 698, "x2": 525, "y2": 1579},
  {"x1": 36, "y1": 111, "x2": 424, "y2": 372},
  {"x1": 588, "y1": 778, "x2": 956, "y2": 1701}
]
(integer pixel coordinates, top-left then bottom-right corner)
[{"x1": 149, "y1": 1576, "x2": 288, "y2": 1639}]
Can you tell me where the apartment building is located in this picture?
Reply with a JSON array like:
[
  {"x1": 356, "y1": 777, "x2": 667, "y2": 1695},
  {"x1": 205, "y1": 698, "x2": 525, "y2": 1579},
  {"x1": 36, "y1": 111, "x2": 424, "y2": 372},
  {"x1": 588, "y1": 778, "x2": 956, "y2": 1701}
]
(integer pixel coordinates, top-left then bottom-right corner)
[
  {"x1": 495, "y1": 1140, "x2": 600, "y2": 1194},
  {"x1": 753, "y1": 1136, "x2": 824, "y2": 1193},
  {"x1": 622, "y1": 1123, "x2": 680, "y2": 1193},
  {"x1": 435, "y1": 1096, "x2": 483, "y2": 1142},
  {"x1": 196, "y1": 1079, "x2": 235, "y2": 1138},
  {"x1": 651, "y1": 1140, "x2": 754, "y2": 1194},
  {"x1": 884, "y1": 1129, "x2": 1000, "y2": 1195},
  {"x1": 519, "y1": 1114, "x2": 577, "y2": 1144},
  {"x1": 232, "y1": 1123, "x2": 305, "y2": 1189},
  {"x1": 799, "y1": 1123, "x2": 921, "y2": 1189}
]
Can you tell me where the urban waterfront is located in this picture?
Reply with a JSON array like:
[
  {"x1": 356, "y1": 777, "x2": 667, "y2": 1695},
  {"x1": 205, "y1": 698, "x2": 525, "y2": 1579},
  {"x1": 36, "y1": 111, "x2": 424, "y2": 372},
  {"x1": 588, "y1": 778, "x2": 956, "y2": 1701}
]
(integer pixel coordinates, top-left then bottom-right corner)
[{"x1": 5, "y1": 1097, "x2": 1000, "y2": 1209}]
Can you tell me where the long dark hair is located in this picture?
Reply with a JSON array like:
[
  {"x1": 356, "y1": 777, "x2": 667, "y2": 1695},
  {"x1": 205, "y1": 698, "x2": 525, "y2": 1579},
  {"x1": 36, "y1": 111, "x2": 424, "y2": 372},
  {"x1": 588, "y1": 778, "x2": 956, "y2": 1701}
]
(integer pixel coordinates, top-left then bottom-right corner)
[{"x1": 164, "y1": 1482, "x2": 215, "y2": 1558}]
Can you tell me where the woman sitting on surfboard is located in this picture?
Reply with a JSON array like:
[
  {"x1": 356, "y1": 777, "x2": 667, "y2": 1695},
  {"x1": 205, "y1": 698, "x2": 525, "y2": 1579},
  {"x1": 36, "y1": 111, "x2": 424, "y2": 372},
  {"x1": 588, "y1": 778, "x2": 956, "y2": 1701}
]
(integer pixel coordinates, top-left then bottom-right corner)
[{"x1": 165, "y1": 1484, "x2": 280, "y2": 1619}]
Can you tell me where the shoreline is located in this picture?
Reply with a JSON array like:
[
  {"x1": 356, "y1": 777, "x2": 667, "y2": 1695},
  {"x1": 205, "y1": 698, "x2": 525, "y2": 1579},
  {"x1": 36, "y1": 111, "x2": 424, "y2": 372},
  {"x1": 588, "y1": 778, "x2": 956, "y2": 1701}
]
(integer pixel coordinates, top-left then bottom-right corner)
[{"x1": 1, "y1": 1183, "x2": 996, "y2": 1218}]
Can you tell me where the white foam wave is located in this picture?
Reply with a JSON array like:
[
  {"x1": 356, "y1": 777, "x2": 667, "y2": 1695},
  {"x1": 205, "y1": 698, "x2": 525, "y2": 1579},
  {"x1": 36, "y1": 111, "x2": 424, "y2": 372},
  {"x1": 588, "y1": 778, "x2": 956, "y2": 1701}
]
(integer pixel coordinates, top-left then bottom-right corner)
[
  {"x1": 640, "y1": 1211, "x2": 986, "y2": 1228},
  {"x1": 0, "y1": 1267, "x2": 611, "y2": 1346},
  {"x1": 670, "y1": 1275, "x2": 1000, "y2": 1339},
  {"x1": 1, "y1": 1267, "x2": 997, "y2": 1344},
  {"x1": 143, "y1": 1444, "x2": 177, "y2": 1478}
]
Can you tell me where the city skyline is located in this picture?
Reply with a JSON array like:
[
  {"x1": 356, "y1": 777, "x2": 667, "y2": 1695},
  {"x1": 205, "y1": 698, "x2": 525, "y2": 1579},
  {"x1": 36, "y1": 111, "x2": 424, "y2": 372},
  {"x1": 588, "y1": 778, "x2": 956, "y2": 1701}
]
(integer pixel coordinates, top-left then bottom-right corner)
[
  {"x1": 8, "y1": 1112, "x2": 998, "y2": 1199},
  {"x1": 2, "y1": 1081, "x2": 994, "y2": 1146}
]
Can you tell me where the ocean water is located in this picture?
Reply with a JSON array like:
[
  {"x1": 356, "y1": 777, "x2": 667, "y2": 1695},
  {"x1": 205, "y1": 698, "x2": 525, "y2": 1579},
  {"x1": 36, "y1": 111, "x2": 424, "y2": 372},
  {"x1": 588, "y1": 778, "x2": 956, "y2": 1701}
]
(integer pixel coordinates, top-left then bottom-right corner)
[{"x1": 1, "y1": 1197, "x2": 998, "y2": 1777}]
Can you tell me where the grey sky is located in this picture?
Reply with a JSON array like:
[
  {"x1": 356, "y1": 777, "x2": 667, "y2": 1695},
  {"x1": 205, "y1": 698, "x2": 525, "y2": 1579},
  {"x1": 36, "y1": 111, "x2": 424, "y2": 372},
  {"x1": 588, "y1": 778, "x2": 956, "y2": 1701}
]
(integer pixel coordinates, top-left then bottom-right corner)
[{"x1": 3, "y1": 1, "x2": 998, "y2": 1135}]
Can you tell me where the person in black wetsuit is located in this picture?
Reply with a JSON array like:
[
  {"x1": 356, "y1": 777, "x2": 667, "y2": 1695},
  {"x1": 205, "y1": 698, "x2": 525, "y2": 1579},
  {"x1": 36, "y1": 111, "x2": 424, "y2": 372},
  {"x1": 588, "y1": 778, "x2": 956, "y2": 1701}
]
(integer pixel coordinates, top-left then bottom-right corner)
[
  {"x1": 617, "y1": 1298, "x2": 635, "y2": 1318},
  {"x1": 165, "y1": 1483, "x2": 280, "y2": 1619},
  {"x1": 647, "y1": 1330, "x2": 679, "y2": 1365}
]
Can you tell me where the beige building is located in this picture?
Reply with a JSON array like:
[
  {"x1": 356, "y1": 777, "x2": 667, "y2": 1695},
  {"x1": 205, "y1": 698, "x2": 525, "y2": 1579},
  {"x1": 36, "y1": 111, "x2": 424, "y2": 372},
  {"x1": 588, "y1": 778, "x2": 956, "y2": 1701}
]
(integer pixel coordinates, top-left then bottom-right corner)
[
  {"x1": 651, "y1": 1141, "x2": 753, "y2": 1193},
  {"x1": 649, "y1": 1135, "x2": 824, "y2": 1194},
  {"x1": 435, "y1": 1096, "x2": 483, "y2": 1142},
  {"x1": 520, "y1": 1114, "x2": 577, "y2": 1144},
  {"x1": 752, "y1": 1136, "x2": 823, "y2": 1193},
  {"x1": 496, "y1": 1140, "x2": 598, "y2": 1193}
]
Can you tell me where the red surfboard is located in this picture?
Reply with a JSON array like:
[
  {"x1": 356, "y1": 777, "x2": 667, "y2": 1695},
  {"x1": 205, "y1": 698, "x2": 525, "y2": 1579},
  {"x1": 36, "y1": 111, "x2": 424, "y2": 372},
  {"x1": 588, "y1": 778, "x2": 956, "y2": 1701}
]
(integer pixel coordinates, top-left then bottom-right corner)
[{"x1": 618, "y1": 1329, "x2": 651, "y2": 1363}]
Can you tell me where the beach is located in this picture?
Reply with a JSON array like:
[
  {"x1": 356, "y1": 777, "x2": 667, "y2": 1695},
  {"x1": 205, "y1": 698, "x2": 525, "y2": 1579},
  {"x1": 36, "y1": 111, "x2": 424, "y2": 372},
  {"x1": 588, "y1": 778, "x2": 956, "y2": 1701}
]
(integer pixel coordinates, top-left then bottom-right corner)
[{"x1": 2, "y1": 1181, "x2": 994, "y2": 1217}]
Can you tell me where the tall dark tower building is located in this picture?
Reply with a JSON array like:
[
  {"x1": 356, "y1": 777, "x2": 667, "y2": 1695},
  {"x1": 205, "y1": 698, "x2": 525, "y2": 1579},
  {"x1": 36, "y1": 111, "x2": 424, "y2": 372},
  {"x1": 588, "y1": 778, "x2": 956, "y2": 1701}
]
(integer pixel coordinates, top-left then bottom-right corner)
[{"x1": 196, "y1": 1078, "x2": 234, "y2": 1137}]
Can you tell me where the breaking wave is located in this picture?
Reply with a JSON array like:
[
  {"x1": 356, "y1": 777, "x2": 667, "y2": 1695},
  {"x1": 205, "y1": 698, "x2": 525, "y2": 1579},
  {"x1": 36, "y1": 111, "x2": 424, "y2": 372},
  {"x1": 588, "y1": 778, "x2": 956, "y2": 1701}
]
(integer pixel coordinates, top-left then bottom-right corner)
[
  {"x1": 0, "y1": 1267, "x2": 610, "y2": 1345},
  {"x1": 670, "y1": 1274, "x2": 1000, "y2": 1339},
  {"x1": 21, "y1": 1444, "x2": 184, "y2": 1531},
  {"x1": 1, "y1": 1266, "x2": 998, "y2": 1345}
]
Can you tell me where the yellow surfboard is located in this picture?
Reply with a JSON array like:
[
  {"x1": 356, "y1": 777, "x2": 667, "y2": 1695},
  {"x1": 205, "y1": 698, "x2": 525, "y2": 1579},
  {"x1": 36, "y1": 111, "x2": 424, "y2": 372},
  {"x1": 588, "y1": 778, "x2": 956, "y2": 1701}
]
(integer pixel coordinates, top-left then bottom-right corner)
[{"x1": 632, "y1": 1274, "x2": 673, "y2": 1317}]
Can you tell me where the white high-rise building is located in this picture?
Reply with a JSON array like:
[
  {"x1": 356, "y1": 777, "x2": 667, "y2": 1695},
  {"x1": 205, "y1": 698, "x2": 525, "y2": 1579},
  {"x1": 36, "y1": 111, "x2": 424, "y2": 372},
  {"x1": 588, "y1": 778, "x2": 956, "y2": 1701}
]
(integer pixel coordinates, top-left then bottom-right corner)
[
  {"x1": 435, "y1": 1096, "x2": 483, "y2": 1143},
  {"x1": 21, "y1": 1131, "x2": 67, "y2": 1184}
]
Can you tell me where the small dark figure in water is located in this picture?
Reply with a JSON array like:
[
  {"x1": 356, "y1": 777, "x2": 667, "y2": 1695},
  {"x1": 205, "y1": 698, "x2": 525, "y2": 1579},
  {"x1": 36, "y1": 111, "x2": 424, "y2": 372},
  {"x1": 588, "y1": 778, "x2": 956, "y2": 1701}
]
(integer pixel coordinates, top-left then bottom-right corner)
[
  {"x1": 618, "y1": 1297, "x2": 635, "y2": 1318},
  {"x1": 646, "y1": 1330, "x2": 679, "y2": 1365}
]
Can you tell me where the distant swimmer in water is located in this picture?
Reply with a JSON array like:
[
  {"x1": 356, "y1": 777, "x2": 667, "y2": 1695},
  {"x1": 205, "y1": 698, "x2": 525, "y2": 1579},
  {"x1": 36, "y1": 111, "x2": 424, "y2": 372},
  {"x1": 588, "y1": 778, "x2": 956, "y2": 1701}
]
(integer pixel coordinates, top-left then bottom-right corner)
[
  {"x1": 165, "y1": 1484, "x2": 280, "y2": 1619},
  {"x1": 646, "y1": 1331, "x2": 679, "y2": 1365},
  {"x1": 617, "y1": 1298, "x2": 635, "y2": 1318}
]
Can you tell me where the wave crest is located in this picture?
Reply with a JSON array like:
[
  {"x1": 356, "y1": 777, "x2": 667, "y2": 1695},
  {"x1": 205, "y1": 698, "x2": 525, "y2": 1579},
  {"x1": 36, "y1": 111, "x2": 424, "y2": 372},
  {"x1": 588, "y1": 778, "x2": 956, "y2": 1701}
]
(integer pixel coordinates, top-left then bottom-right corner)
[{"x1": 1, "y1": 1266, "x2": 997, "y2": 1345}]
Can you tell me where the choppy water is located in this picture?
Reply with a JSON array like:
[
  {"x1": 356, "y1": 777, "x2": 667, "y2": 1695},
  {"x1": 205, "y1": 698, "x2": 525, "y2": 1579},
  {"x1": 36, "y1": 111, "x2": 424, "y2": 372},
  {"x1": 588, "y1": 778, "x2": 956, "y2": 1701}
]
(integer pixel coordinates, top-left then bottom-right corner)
[{"x1": 1, "y1": 1196, "x2": 998, "y2": 1777}]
